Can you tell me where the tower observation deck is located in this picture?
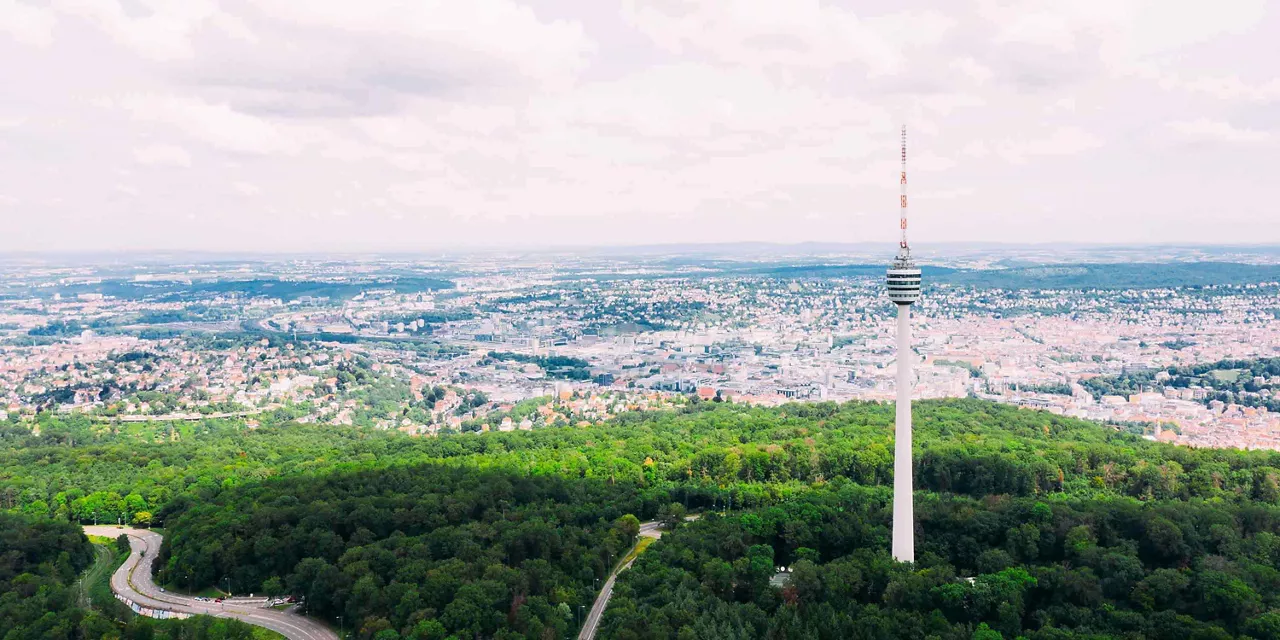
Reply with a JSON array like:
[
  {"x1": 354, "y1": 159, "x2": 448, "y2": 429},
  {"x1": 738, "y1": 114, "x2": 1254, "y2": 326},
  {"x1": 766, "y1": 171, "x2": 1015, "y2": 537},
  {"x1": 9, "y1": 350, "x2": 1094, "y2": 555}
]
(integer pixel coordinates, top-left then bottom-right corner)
[{"x1": 886, "y1": 257, "x2": 921, "y2": 305}]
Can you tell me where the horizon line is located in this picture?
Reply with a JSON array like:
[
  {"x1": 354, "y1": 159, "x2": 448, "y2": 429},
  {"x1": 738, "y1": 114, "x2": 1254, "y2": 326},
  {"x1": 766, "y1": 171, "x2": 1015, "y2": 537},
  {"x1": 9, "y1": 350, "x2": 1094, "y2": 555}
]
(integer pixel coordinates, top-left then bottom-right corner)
[{"x1": 3, "y1": 240, "x2": 1280, "y2": 257}]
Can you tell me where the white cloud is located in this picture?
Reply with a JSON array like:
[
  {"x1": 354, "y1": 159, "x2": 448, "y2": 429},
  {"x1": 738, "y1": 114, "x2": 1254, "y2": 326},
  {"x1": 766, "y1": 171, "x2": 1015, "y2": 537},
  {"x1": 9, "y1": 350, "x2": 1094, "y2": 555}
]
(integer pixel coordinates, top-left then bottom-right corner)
[
  {"x1": 914, "y1": 187, "x2": 976, "y2": 201},
  {"x1": 978, "y1": 0, "x2": 1265, "y2": 64},
  {"x1": 964, "y1": 127, "x2": 1104, "y2": 164},
  {"x1": 1149, "y1": 72, "x2": 1280, "y2": 103},
  {"x1": 0, "y1": 0, "x2": 57, "y2": 46},
  {"x1": 1168, "y1": 119, "x2": 1270, "y2": 144},
  {"x1": 133, "y1": 143, "x2": 192, "y2": 167},
  {"x1": 104, "y1": 94, "x2": 299, "y2": 155},
  {"x1": 249, "y1": 0, "x2": 591, "y2": 84},
  {"x1": 912, "y1": 151, "x2": 957, "y2": 172},
  {"x1": 0, "y1": 194, "x2": 18, "y2": 206},
  {"x1": 49, "y1": 0, "x2": 252, "y2": 61},
  {"x1": 1024, "y1": 127, "x2": 1105, "y2": 156},
  {"x1": 0, "y1": 0, "x2": 1277, "y2": 249},
  {"x1": 621, "y1": 1, "x2": 952, "y2": 76},
  {"x1": 1108, "y1": 0, "x2": 1265, "y2": 60},
  {"x1": 949, "y1": 57, "x2": 993, "y2": 85},
  {"x1": 990, "y1": 8, "x2": 1080, "y2": 52}
]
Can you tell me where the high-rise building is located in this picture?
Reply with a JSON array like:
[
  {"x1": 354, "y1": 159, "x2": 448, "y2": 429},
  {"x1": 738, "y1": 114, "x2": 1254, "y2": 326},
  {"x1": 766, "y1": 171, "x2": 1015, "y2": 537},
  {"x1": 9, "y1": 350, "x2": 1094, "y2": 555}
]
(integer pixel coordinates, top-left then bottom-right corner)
[{"x1": 886, "y1": 126, "x2": 921, "y2": 563}]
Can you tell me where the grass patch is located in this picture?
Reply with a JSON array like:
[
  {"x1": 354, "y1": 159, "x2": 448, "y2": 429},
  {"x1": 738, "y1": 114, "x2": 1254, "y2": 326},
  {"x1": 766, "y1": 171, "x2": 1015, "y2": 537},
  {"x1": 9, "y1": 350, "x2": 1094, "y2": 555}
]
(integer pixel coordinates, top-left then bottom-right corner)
[
  {"x1": 78, "y1": 544, "x2": 112, "y2": 608},
  {"x1": 190, "y1": 586, "x2": 227, "y2": 599},
  {"x1": 150, "y1": 619, "x2": 286, "y2": 640},
  {"x1": 619, "y1": 536, "x2": 656, "y2": 570},
  {"x1": 86, "y1": 541, "x2": 131, "y2": 620},
  {"x1": 1210, "y1": 369, "x2": 1243, "y2": 383},
  {"x1": 158, "y1": 580, "x2": 226, "y2": 599}
]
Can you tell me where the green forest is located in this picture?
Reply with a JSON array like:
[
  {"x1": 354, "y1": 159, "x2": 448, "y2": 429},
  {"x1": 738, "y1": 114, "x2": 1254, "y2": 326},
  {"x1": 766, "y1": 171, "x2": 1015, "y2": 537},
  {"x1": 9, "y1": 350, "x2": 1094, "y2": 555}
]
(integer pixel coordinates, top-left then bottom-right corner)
[
  {"x1": 0, "y1": 512, "x2": 272, "y2": 640},
  {"x1": 10, "y1": 400, "x2": 1280, "y2": 638},
  {"x1": 603, "y1": 487, "x2": 1280, "y2": 639},
  {"x1": 159, "y1": 466, "x2": 650, "y2": 640}
]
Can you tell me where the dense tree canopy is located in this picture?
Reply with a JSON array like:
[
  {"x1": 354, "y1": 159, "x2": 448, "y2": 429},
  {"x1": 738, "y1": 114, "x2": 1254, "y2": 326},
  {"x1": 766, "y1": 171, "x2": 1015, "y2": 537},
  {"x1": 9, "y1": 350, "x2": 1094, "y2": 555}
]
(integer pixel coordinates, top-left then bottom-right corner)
[
  {"x1": 602, "y1": 485, "x2": 1280, "y2": 639},
  {"x1": 13, "y1": 400, "x2": 1280, "y2": 525},
  {"x1": 11, "y1": 399, "x2": 1280, "y2": 638},
  {"x1": 0, "y1": 512, "x2": 94, "y2": 638},
  {"x1": 159, "y1": 466, "x2": 655, "y2": 640}
]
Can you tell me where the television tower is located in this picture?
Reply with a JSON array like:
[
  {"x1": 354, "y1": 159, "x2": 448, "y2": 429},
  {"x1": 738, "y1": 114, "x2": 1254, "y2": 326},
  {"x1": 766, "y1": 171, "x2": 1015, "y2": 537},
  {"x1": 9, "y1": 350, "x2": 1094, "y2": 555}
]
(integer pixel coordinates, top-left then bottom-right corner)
[{"x1": 886, "y1": 125, "x2": 921, "y2": 563}]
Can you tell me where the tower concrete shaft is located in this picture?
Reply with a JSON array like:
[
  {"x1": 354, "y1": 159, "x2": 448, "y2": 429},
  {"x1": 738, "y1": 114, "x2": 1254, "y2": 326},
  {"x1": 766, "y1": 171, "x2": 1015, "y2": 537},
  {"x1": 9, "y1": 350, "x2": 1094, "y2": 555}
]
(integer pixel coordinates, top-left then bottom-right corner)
[{"x1": 892, "y1": 303, "x2": 914, "y2": 562}]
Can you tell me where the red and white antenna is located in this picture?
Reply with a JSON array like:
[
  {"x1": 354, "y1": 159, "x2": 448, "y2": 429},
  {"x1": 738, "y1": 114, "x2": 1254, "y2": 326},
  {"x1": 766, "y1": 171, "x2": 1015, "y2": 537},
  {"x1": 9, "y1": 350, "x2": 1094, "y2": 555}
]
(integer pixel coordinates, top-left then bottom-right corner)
[{"x1": 899, "y1": 125, "x2": 909, "y2": 255}]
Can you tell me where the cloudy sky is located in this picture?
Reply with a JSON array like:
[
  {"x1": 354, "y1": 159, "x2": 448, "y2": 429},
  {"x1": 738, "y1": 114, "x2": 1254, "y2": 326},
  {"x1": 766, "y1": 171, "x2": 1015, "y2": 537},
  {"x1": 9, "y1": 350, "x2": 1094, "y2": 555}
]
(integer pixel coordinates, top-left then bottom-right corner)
[{"x1": 1, "y1": 0, "x2": 1278, "y2": 252}]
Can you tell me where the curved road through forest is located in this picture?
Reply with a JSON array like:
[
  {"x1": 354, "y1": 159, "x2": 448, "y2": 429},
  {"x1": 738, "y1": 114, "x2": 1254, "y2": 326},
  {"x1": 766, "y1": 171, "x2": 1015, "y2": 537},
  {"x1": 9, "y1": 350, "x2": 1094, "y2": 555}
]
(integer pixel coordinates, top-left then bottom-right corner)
[
  {"x1": 579, "y1": 518, "x2": 699, "y2": 640},
  {"x1": 84, "y1": 526, "x2": 338, "y2": 640}
]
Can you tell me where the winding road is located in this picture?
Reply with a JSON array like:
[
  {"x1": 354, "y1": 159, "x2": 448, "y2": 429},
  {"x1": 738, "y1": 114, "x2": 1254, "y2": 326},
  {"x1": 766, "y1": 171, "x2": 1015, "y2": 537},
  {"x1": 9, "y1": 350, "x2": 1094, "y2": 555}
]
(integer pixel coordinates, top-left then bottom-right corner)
[
  {"x1": 84, "y1": 526, "x2": 338, "y2": 640},
  {"x1": 578, "y1": 519, "x2": 690, "y2": 640}
]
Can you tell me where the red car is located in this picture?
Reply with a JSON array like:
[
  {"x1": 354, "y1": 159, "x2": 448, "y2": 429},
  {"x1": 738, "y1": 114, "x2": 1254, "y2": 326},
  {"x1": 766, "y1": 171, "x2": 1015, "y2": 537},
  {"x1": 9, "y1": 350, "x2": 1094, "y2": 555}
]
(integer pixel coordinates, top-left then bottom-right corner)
[{"x1": 214, "y1": 598, "x2": 223, "y2": 603}]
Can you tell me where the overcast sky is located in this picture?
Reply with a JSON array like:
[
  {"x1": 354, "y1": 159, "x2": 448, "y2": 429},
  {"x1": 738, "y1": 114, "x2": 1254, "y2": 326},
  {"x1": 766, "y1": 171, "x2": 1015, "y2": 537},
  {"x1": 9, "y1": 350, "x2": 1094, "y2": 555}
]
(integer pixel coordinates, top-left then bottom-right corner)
[{"x1": 1, "y1": 0, "x2": 1278, "y2": 252}]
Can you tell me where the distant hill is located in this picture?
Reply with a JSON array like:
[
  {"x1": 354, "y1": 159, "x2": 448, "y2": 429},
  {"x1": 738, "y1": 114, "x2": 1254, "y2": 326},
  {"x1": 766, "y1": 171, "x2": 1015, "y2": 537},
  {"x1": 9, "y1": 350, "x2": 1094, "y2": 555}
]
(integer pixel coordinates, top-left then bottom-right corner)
[
  {"x1": 28, "y1": 275, "x2": 456, "y2": 301},
  {"x1": 936, "y1": 262, "x2": 1280, "y2": 289},
  {"x1": 726, "y1": 263, "x2": 958, "y2": 279},
  {"x1": 597, "y1": 260, "x2": 1280, "y2": 289}
]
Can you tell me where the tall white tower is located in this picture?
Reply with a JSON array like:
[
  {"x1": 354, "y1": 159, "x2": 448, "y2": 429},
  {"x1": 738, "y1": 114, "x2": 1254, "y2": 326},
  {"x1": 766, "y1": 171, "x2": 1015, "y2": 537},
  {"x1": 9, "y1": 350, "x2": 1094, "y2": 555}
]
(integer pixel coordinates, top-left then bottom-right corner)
[{"x1": 886, "y1": 126, "x2": 921, "y2": 563}]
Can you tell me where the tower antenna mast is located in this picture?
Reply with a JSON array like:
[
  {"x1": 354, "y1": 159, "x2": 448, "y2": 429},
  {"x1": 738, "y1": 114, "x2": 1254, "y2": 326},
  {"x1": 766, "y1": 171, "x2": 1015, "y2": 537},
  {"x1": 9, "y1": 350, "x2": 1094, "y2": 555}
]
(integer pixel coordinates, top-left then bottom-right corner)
[{"x1": 899, "y1": 126, "x2": 909, "y2": 256}]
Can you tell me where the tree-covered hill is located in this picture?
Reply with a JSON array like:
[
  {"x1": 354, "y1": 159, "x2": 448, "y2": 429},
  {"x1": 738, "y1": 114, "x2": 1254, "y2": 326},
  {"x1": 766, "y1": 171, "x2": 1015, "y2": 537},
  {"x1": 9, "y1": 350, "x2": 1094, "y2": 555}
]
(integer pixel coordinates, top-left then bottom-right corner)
[
  {"x1": 603, "y1": 486, "x2": 1280, "y2": 639},
  {"x1": 159, "y1": 465, "x2": 654, "y2": 640},
  {"x1": 0, "y1": 512, "x2": 95, "y2": 638},
  {"x1": 9, "y1": 399, "x2": 1280, "y2": 524},
  {"x1": 12, "y1": 400, "x2": 1280, "y2": 637}
]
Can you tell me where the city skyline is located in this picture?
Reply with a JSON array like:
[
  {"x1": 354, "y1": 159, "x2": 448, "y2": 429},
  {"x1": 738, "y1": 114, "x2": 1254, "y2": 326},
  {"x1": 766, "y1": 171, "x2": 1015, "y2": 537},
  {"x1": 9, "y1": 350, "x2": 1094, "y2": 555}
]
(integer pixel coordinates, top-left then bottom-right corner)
[{"x1": 2, "y1": 0, "x2": 1279, "y2": 251}]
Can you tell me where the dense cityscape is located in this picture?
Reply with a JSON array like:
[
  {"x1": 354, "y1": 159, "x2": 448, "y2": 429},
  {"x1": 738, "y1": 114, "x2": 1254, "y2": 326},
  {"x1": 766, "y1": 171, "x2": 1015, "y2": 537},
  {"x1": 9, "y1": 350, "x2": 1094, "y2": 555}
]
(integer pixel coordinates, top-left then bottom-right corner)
[{"x1": 5, "y1": 249, "x2": 1279, "y2": 450}]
